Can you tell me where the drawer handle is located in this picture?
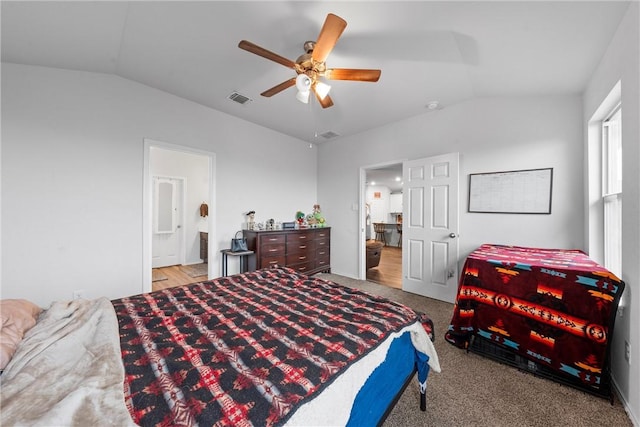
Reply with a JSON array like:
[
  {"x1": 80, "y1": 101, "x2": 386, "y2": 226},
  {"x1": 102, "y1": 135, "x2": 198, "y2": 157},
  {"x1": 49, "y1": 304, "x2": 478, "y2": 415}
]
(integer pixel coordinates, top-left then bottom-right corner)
[
  {"x1": 269, "y1": 260, "x2": 278, "y2": 265},
  {"x1": 298, "y1": 256, "x2": 306, "y2": 260},
  {"x1": 299, "y1": 236, "x2": 307, "y2": 240},
  {"x1": 268, "y1": 248, "x2": 279, "y2": 252},
  {"x1": 299, "y1": 245, "x2": 307, "y2": 249},
  {"x1": 268, "y1": 238, "x2": 279, "y2": 242}
]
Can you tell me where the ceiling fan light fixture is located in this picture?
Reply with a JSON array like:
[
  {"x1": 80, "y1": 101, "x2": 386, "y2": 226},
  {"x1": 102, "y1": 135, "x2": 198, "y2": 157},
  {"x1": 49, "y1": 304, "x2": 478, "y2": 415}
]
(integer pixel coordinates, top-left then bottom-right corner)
[
  {"x1": 295, "y1": 74, "x2": 312, "y2": 103},
  {"x1": 296, "y1": 74, "x2": 312, "y2": 92},
  {"x1": 296, "y1": 89, "x2": 310, "y2": 104},
  {"x1": 314, "y1": 80, "x2": 331, "y2": 100},
  {"x1": 239, "y1": 13, "x2": 380, "y2": 109}
]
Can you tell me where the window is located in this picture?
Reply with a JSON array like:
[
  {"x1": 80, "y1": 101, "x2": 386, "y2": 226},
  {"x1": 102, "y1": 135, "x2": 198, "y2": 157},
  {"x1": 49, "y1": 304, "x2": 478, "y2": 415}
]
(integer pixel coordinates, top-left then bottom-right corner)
[{"x1": 602, "y1": 104, "x2": 622, "y2": 276}]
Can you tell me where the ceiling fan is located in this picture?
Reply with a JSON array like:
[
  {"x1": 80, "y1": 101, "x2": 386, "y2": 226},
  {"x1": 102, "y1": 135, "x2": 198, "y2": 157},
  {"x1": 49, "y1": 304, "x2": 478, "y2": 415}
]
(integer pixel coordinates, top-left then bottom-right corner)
[{"x1": 238, "y1": 13, "x2": 381, "y2": 108}]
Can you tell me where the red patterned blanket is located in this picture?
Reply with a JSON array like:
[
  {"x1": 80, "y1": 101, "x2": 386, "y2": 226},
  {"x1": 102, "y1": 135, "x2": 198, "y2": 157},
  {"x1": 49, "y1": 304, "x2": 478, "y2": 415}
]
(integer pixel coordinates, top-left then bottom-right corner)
[
  {"x1": 445, "y1": 244, "x2": 624, "y2": 395},
  {"x1": 112, "y1": 267, "x2": 432, "y2": 426}
]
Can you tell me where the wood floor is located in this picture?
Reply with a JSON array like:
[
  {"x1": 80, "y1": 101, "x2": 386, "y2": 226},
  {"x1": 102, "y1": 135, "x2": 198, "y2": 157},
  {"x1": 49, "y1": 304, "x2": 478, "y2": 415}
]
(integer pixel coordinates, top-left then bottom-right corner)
[
  {"x1": 153, "y1": 244, "x2": 402, "y2": 291},
  {"x1": 152, "y1": 264, "x2": 207, "y2": 291},
  {"x1": 366, "y1": 243, "x2": 402, "y2": 289}
]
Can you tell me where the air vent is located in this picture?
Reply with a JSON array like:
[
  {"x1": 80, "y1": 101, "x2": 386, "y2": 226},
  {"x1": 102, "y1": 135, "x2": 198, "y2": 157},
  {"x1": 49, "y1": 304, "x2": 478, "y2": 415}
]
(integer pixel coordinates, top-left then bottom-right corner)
[
  {"x1": 319, "y1": 131, "x2": 339, "y2": 139},
  {"x1": 227, "y1": 92, "x2": 252, "y2": 105}
]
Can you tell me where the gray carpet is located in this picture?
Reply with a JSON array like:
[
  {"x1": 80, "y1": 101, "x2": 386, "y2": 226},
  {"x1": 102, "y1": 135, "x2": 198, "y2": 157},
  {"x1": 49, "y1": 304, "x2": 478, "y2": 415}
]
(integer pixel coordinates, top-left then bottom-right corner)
[{"x1": 316, "y1": 273, "x2": 632, "y2": 427}]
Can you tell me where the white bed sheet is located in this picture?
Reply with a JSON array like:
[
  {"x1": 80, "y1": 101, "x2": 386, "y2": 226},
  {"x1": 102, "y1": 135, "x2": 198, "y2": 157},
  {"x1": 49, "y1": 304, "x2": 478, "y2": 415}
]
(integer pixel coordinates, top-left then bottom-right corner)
[
  {"x1": 287, "y1": 321, "x2": 440, "y2": 426},
  {"x1": 0, "y1": 298, "x2": 137, "y2": 427}
]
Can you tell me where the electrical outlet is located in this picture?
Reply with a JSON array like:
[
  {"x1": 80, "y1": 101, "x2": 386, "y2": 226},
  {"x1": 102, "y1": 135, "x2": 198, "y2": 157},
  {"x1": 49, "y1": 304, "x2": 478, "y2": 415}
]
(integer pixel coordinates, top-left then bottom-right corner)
[
  {"x1": 625, "y1": 340, "x2": 630, "y2": 363},
  {"x1": 72, "y1": 290, "x2": 85, "y2": 300}
]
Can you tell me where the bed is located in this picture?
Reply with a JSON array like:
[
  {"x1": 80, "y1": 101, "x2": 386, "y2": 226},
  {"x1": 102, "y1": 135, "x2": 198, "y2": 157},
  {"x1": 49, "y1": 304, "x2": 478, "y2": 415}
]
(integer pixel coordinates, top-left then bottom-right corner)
[
  {"x1": 1, "y1": 267, "x2": 439, "y2": 426},
  {"x1": 445, "y1": 244, "x2": 624, "y2": 400}
]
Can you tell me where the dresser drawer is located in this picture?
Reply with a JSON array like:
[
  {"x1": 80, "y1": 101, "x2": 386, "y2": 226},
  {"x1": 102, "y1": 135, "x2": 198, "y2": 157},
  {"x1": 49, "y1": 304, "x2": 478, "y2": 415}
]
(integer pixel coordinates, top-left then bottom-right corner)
[
  {"x1": 316, "y1": 254, "x2": 330, "y2": 270},
  {"x1": 286, "y1": 232, "x2": 312, "y2": 243},
  {"x1": 261, "y1": 243, "x2": 285, "y2": 256},
  {"x1": 287, "y1": 240, "x2": 315, "y2": 254},
  {"x1": 286, "y1": 252, "x2": 312, "y2": 265},
  {"x1": 316, "y1": 247, "x2": 329, "y2": 258},
  {"x1": 261, "y1": 234, "x2": 285, "y2": 245},
  {"x1": 261, "y1": 255, "x2": 286, "y2": 269},
  {"x1": 289, "y1": 261, "x2": 313, "y2": 274},
  {"x1": 314, "y1": 230, "x2": 330, "y2": 240},
  {"x1": 315, "y1": 238, "x2": 329, "y2": 250}
]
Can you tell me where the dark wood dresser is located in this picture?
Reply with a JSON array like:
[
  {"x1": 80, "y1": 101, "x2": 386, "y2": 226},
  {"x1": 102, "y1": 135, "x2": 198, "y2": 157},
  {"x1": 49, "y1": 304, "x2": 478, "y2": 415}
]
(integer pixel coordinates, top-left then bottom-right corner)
[
  {"x1": 243, "y1": 228, "x2": 330, "y2": 275},
  {"x1": 200, "y1": 232, "x2": 208, "y2": 262}
]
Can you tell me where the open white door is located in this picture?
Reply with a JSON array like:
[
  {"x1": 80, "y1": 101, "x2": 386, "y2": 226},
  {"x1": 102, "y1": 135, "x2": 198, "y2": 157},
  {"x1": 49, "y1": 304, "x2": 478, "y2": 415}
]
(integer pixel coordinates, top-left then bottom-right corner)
[
  {"x1": 152, "y1": 176, "x2": 184, "y2": 268},
  {"x1": 402, "y1": 153, "x2": 459, "y2": 303}
]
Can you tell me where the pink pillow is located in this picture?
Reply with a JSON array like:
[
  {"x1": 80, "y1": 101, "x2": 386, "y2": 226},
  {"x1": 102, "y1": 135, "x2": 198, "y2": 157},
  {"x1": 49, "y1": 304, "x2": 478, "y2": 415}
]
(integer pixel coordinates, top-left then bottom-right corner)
[{"x1": 1, "y1": 299, "x2": 42, "y2": 370}]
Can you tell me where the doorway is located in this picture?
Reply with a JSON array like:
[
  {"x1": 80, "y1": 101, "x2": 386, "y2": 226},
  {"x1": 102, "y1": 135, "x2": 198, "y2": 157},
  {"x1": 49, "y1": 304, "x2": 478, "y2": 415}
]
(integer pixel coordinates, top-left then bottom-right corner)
[
  {"x1": 360, "y1": 153, "x2": 460, "y2": 303},
  {"x1": 143, "y1": 139, "x2": 215, "y2": 293},
  {"x1": 363, "y1": 163, "x2": 404, "y2": 289}
]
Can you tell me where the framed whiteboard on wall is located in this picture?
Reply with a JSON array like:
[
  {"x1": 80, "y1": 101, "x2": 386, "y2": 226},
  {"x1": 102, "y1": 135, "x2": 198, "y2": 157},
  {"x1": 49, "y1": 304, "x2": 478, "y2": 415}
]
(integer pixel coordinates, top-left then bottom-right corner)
[{"x1": 468, "y1": 168, "x2": 553, "y2": 214}]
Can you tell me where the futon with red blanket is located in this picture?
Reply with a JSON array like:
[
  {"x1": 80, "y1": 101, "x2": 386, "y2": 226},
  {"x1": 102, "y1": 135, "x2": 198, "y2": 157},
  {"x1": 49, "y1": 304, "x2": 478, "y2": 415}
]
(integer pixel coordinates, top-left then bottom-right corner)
[{"x1": 446, "y1": 244, "x2": 624, "y2": 398}]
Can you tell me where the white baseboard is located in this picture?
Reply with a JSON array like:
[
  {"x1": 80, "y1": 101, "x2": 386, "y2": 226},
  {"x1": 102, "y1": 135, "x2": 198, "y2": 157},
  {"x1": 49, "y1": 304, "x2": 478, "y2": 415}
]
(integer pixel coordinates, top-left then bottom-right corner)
[{"x1": 612, "y1": 376, "x2": 639, "y2": 426}]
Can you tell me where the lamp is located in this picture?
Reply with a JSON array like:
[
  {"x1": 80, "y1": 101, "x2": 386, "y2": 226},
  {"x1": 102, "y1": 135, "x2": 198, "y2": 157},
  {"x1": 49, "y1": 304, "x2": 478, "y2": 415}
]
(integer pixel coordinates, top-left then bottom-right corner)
[{"x1": 295, "y1": 74, "x2": 312, "y2": 104}]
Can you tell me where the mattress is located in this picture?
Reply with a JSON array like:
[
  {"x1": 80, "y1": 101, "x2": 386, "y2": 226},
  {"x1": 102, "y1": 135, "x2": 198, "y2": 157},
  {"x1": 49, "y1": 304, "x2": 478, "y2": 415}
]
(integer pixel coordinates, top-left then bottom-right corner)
[{"x1": 113, "y1": 267, "x2": 440, "y2": 425}]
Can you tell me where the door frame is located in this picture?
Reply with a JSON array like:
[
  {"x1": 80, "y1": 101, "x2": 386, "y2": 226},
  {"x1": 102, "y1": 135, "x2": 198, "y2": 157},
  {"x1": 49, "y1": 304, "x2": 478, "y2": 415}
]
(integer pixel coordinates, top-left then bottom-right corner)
[
  {"x1": 358, "y1": 159, "x2": 407, "y2": 280},
  {"x1": 143, "y1": 138, "x2": 216, "y2": 293}
]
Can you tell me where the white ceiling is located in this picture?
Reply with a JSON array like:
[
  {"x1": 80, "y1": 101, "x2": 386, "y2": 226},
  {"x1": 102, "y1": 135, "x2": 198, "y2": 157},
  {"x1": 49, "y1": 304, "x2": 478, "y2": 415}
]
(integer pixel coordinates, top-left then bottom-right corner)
[
  {"x1": 1, "y1": 1, "x2": 630, "y2": 144},
  {"x1": 366, "y1": 164, "x2": 404, "y2": 193}
]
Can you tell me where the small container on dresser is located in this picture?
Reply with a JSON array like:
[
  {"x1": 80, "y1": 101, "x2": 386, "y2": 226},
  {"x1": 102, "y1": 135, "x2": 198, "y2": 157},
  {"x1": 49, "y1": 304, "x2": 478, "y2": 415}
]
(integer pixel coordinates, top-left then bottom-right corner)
[{"x1": 243, "y1": 228, "x2": 331, "y2": 275}]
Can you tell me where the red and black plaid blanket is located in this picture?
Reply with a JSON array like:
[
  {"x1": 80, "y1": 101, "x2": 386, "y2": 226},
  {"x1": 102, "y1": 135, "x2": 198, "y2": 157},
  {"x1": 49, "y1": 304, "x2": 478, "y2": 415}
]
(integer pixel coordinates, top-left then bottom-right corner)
[{"x1": 112, "y1": 267, "x2": 432, "y2": 426}]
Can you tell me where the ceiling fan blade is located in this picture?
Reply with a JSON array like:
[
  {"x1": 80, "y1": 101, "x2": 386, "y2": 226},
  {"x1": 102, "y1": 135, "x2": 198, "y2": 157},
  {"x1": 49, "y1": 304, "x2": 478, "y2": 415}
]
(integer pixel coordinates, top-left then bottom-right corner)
[
  {"x1": 238, "y1": 40, "x2": 296, "y2": 69},
  {"x1": 314, "y1": 89, "x2": 334, "y2": 108},
  {"x1": 312, "y1": 13, "x2": 347, "y2": 63},
  {"x1": 260, "y1": 78, "x2": 297, "y2": 97},
  {"x1": 325, "y1": 68, "x2": 381, "y2": 82}
]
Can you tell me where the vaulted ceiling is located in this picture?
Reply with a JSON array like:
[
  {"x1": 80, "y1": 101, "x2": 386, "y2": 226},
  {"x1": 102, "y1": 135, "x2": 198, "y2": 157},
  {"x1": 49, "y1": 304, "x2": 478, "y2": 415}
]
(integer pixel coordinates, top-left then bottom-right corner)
[{"x1": 1, "y1": 1, "x2": 630, "y2": 143}]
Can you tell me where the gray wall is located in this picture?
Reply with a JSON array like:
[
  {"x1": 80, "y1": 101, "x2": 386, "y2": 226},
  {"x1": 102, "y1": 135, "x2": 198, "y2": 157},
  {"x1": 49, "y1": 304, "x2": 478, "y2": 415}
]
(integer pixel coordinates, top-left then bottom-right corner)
[
  {"x1": 317, "y1": 95, "x2": 584, "y2": 277},
  {"x1": 1, "y1": 63, "x2": 317, "y2": 305},
  {"x1": 583, "y1": 2, "x2": 639, "y2": 422}
]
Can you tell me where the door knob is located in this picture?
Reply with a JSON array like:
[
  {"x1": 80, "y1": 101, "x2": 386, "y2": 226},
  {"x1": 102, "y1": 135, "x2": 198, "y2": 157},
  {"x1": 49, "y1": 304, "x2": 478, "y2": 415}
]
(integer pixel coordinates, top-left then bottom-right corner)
[{"x1": 449, "y1": 232, "x2": 457, "y2": 238}]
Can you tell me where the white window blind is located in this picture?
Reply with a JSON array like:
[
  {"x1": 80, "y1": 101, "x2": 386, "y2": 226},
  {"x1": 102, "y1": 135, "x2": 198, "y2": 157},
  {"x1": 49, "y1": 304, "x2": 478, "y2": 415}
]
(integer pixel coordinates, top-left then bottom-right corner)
[{"x1": 602, "y1": 105, "x2": 622, "y2": 276}]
